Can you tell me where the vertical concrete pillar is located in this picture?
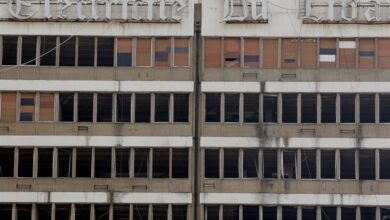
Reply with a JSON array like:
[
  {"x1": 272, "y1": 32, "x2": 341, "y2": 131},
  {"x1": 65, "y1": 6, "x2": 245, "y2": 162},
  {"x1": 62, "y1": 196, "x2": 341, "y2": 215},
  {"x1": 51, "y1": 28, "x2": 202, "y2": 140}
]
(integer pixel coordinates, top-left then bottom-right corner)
[
  {"x1": 90, "y1": 204, "x2": 95, "y2": 220},
  {"x1": 239, "y1": 205, "x2": 243, "y2": 220},
  {"x1": 316, "y1": 149, "x2": 321, "y2": 180},
  {"x1": 94, "y1": 37, "x2": 97, "y2": 67},
  {"x1": 375, "y1": 93, "x2": 380, "y2": 124},
  {"x1": 130, "y1": 204, "x2": 133, "y2": 220},
  {"x1": 16, "y1": 92, "x2": 21, "y2": 122},
  {"x1": 112, "y1": 93, "x2": 117, "y2": 123},
  {"x1": 219, "y1": 205, "x2": 223, "y2": 220},
  {"x1": 336, "y1": 94, "x2": 340, "y2": 124},
  {"x1": 259, "y1": 94, "x2": 263, "y2": 123},
  {"x1": 53, "y1": 147, "x2": 58, "y2": 178},
  {"x1": 72, "y1": 148, "x2": 77, "y2": 178},
  {"x1": 74, "y1": 93, "x2": 78, "y2": 122},
  {"x1": 151, "y1": 93, "x2": 156, "y2": 123},
  {"x1": 297, "y1": 149, "x2": 302, "y2": 180},
  {"x1": 258, "y1": 150, "x2": 263, "y2": 179},
  {"x1": 376, "y1": 207, "x2": 380, "y2": 220},
  {"x1": 31, "y1": 203, "x2": 37, "y2": 220},
  {"x1": 113, "y1": 37, "x2": 118, "y2": 67},
  {"x1": 112, "y1": 147, "x2": 116, "y2": 178},
  {"x1": 51, "y1": 204, "x2": 56, "y2": 220},
  {"x1": 355, "y1": 149, "x2": 359, "y2": 180},
  {"x1": 356, "y1": 207, "x2": 361, "y2": 220},
  {"x1": 91, "y1": 147, "x2": 95, "y2": 178},
  {"x1": 297, "y1": 93, "x2": 302, "y2": 123},
  {"x1": 55, "y1": 36, "x2": 60, "y2": 66},
  {"x1": 131, "y1": 93, "x2": 135, "y2": 123},
  {"x1": 220, "y1": 148, "x2": 224, "y2": 179},
  {"x1": 14, "y1": 147, "x2": 19, "y2": 177},
  {"x1": 317, "y1": 94, "x2": 321, "y2": 124},
  {"x1": 239, "y1": 93, "x2": 244, "y2": 124},
  {"x1": 130, "y1": 148, "x2": 135, "y2": 178},
  {"x1": 35, "y1": 92, "x2": 40, "y2": 122},
  {"x1": 336, "y1": 207, "x2": 341, "y2": 220},
  {"x1": 375, "y1": 149, "x2": 380, "y2": 180},
  {"x1": 239, "y1": 148, "x2": 244, "y2": 179},
  {"x1": 169, "y1": 93, "x2": 174, "y2": 123},
  {"x1": 149, "y1": 148, "x2": 153, "y2": 179},
  {"x1": 71, "y1": 203, "x2": 76, "y2": 220},
  {"x1": 259, "y1": 206, "x2": 263, "y2": 220},
  {"x1": 36, "y1": 36, "x2": 41, "y2": 66},
  {"x1": 335, "y1": 149, "x2": 340, "y2": 180},
  {"x1": 109, "y1": 204, "x2": 114, "y2": 220},
  {"x1": 277, "y1": 149, "x2": 281, "y2": 180},
  {"x1": 54, "y1": 93, "x2": 59, "y2": 122},
  {"x1": 148, "y1": 204, "x2": 153, "y2": 220},
  {"x1": 356, "y1": 94, "x2": 360, "y2": 123},
  {"x1": 278, "y1": 93, "x2": 282, "y2": 124},
  {"x1": 17, "y1": 36, "x2": 21, "y2": 65},
  {"x1": 75, "y1": 37, "x2": 79, "y2": 67},
  {"x1": 297, "y1": 206, "x2": 302, "y2": 220},
  {"x1": 33, "y1": 147, "x2": 38, "y2": 178},
  {"x1": 277, "y1": 206, "x2": 282, "y2": 220},
  {"x1": 316, "y1": 206, "x2": 321, "y2": 220},
  {"x1": 12, "y1": 203, "x2": 16, "y2": 220},
  {"x1": 169, "y1": 148, "x2": 173, "y2": 179},
  {"x1": 168, "y1": 204, "x2": 173, "y2": 220},
  {"x1": 221, "y1": 93, "x2": 225, "y2": 123},
  {"x1": 93, "y1": 93, "x2": 98, "y2": 123}
]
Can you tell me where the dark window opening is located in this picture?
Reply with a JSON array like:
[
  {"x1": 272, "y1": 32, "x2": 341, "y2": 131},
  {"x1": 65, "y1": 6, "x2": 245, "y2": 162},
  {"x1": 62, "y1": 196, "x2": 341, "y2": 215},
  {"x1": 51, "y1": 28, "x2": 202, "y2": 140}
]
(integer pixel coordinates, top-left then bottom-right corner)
[
  {"x1": 224, "y1": 149, "x2": 239, "y2": 178},
  {"x1": 223, "y1": 205, "x2": 239, "y2": 220},
  {"x1": 301, "y1": 149, "x2": 316, "y2": 179},
  {"x1": 341, "y1": 207, "x2": 356, "y2": 220},
  {"x1": 155, "y1": 93, "x2": 170, "y2": 122},
  {"x1": 263, "y1": 150, "x2": 278, "y2": 179},
  {"x1": 18, "y1": 148, "x2": 33, "y2": 177},
  {"x1": 0, "y1": 148, "x2": 14, "y2": 177},
  {"x1": 116, "y1": 148, "x2": 129, "y2": 178},
  {"x1": 282, "y1": 207, "x2": 297, "y2": 220},
  {"x1": 263, "y1": 207, "x2": 277, "y2": 220},
  {"x1": 16, "y1": 204, "x2": 32, "y2": 220},
  {"x1": 172, "y1": 149, "x2": 189, "y2": 178},
  {"x1": 21, "y1": 36, "x2": 37, "y2": 65},
  {"x1": 340, "y1": 150, "x2": 355, "y2": 179},
  {"x1": 243, "y1": 206, "x2": 259, "y2": 220},
  {"x1": 133, "y1": 205, "x2": 148, "y2": 220},
  {"x1": 360, "y1": 207, "x2": 375, "y2": 220},
  {"x1": 205, "y1": 93, "x2": 221, "y2": 122},
  {"x1": 37, "y1": 205, "x2": 51, "y2": 220},
  {"x1": 360, "y1": 94, "x2": 375, "y2": 123},
  {"x1": 2, "y1": 36, "x2": 18, "y2": 65},
  {"x1": 302, "y1": 94, "x2": 317, "y2": 123},
  {"x1": 78, "y1": 93, "x2": 93, "y2": 122},
  {"x1": 282, "y1": 94, "x2": 297, "y2": 123},
  {"x1": 380, "y1": 94, "x2": 390, "y2": 123},
  {"x1": 76, "y1": 148, "x2": 91, "y2": 177},
  {"x1": 153, "y1": 148, "x2": 169, "y2": 178},
  {"x1": 224, "y1": 94, "x2": 240, "y2": 122},
  {"x1": 243, "y1": 149, "x2": 258, "y2": 178},
  {"x1": 174, "y1": 94, "x2": 189, "y2": 122},
  {"x1": 205, "y1": 206, "x2": 219, "y2": 220},
  {"x1": 380, "y1": 150, "x2": 390, "y2": 179},
  {"x1": 0, "y1": 204, "x2": 12, "y2": 220},
  {"x1": 282, "y1": 150, "x2": 296, "y2": 179},
  {"x1": 40, "y1": 36, "x2": 56, "y2": 66},
  {"x1": 172, "y1": 205, "x2": 187, "y2": 220},
  {"x1": 205, "y1": 149, "x2": 219, "y2": 178},
  {"x1": 263, "y1": 94, "x2": 278, "y2": 123},
  {"x1": 321, "y1": 207, "x2": 337, "y2": 220},
  {"x1": 302, "y1": 207, "x2": 316, "y2": 220},
  {"x1": 57, "y1": 148, "x2": 72, "y2": 178},
  {"x1": 135, "y1": 94, "x2": 151, "y2": 123},
  {"x1": 321, "y1": 94, "x2": 336, "y2": 123},
  {"x1": 60, "y1": 36, "x2": 75, "y2": 66},
  {"x1": 78, "y1": 37, "x2": 95, "y2": 66},
  {"x1": 117, "y1": 94, "x2": 131, "y2": 122},
  {"x1": 134, "y1": 148, "x2": 149, "y2": 178},
  {"x1": 37, "y1": 148, "x2": 53, "y2": 177},
  {"x1": 113, "y1": 205, "x2": 129, "y2": 220},
  {"x1": 55, "y1": 205, "x2": 71, "y2": 220},
  {"x1": 321, "y1": 150, "x2": 335, "y2": 179},
  {"x1": 153, "y1": 205, "x2": 168, "y2": 220},
  {"x1": 75, "y1": 205, "x2": 90, "y2": 220},
  {"x1": 97, "y1": 94, "x2": 112, "y2": 122},
  {"x1": 381, "y1": 208, "x2": 390, "y2": 220},
  {"x1": 341, "y1": 94, "x2": 355, "y2": 123},
  {"x1": 95, "y1": 205, "x2": 110, "y2": 220},
  {"x1": 97, "y1": 37, "x2": 114, "y2": 67},
  {"x1": 244, "y1": 94, "x2": 259, "y2": 123},
  {"x1": 59, "y1": 93, "x2": 74, "y2": 122},
  {"x1": 359, "y1": 149, "x2": 375, "y2": 180},
  {"x1": 95, "y1": 148, "x2": 111, "y2": 178}
]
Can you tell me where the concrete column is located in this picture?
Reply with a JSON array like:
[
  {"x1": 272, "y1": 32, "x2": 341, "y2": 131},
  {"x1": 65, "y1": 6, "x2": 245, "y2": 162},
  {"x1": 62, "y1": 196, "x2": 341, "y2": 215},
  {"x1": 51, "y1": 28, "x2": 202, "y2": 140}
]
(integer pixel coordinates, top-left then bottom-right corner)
[
  {"x1": 74, "y1": 93, "x2": 78, "y2": 122},
  {"x1": 109, "y1": 204, "x2": 114, "y2": 220},
  {"x1": 297, "y1": 93, "x2": 302, "y2": 124},
  {"x1": 239, "y1": 148, "x2": 244, "y2": 179},
  {"x1": 316, "y1": 206, "x2": 321, "y2": 220},
  {"x1": 169, "y1": 93, "x2": 174, "y2": 123},
  {"x1": 277, "y1": 206, "x2": 282, "y2": 220},
  {"x1": 17, "y1": 36, "x2": 21, "y2": 65},
  {"x1": 35, "y1": 92, "x2": 40, "y2": 122},
  {"x1": 151, "y1": 93, "x2": 156, "y2": 123},
  {"x1": 94, "y1": 37, "x2": 98, "y2": 67},
  {"x1": 51, "y1": 204, "x2": 56, "y2": 220},
  {"x1": 169, "y1": 148, "x2": 173, "y2": 179},
  {"x1": 335, "y1": 149, "x2": 341, "y2": 180},
  {"x1": 356, "y1": 94, "x2": 360, "y2": 123},
  {"x1": 356, "y1": 207, "x2": 361, "y2": 220},
  {"x1": 75, "y1": 37, "x2": 79, "y2": 66},
  {"x1": 168, "y1": 204, "x2": 173, "y2": 220},
  {"x1": 53, "y1": 147, "x2": 58, "y2": 178},
  {"x1": 297, "y1": 149, "x2": 302, "y2": 180},
  {"x1": 14, "y1": 147, "x2": 18, "y2": 177},
  {"x1": 220, "y1": 148, "x2": 224, "y2": 179},
  {"x1": 239, "y1": 93, "x2": 244, "y2": 124},
  {"x1": 130, "y1": 148, "x2": 135, "y2": 178},
  {"x1": 72, "y1": 148, "x2": 77, "y2": 178},
  {"x1": 149, "y1": 148, "x2": 153, "y2": 179},
  {"x1": 376, "y1": 93, "x2": 380, "y2": 124},
  {"x1": 54, "y1": 93, "x2": 59, "y2": 122},
  {"x1": 258, "y1": 149, "x2": 263, "y2": 179},
  {"x1": 278, "y1": 93, "x2": 282, "y2": 123},
  {"x1": 316, "y1": 149, "x2": 321, "y2": 180},
  {"x1": 297, "y1": 206, "x2": 302, "y2": 220},
  {"x1": 36, "y1": 36, "x2": 41, "y2": 65},
  {"x1": 55, "y1": 36, "x2": 60, "y2": 66},
  {"x1": 355, "y1": 150, "x2": 359, "y2": 180},
  {"x1": 277, "y1": 38, "x2": 281, "y2": 68},
  {"x1": 130, "y1": 204, "x2": 133, "y2": 220},
  {"x1": 219, "y1": 205, "x2": 223, "y2": 220},
  {"x1": 90, "y1": 204, "x2": 95, "y2": 220},
  {"x1": 71, "y1": 203, "x2": 76, "y2": 220},
  {"x1": 376, "y1": 207, "x2": 380, "y2": 220},
  {"x1": 111, "y1": 147, "x2": 116, "y2": 178},
  {"x1": 336, "y1": 38, "x2": 339, "y2": 68},
  {"x1": 148, "y1": 205, "x2": 153, "y2": 220},
  {"x1": 33, "y1": 147, "x2": 38, "y2": 178},
  {"x1": 375, "y1": 149, "x2": 380, "y2": 180},
  {"x1": 317, "y1": 94, "x2": 321, "y2": 124},
  {"x1": 259, "y1": 94, "x2": 263, "y2": 123},
  {"x1": 113, "y1": 93, "x2": 117, "y2": 122},
  {"x1": 336, "y1": 94, "x2": 340, "y2": 124},
  {"x1": 131, "y1": 93, "x2": 135, "y2": 123},
  {"x1": 12, "y1": 203, "x2": 16, "y2": 220},
  {"x1": 31, "y1": 203, "x2": 37, "y2": 220},
  {"x1": 16, "y1": 92, "x2": 21, "y2": 122},
  {"x1": 114, "y1": 37, "x2": 118, "y2": 67},
  {"x1": 259, "y1": 206, "x2": 263, "y2": 220},
  {"x1": 93, "y1": 93, "x2": 98, "y2": 123},
  {"x1": 277, "y1": 149, "x2": 281, "y2": 180},
  {"x1": 91, "y1": 147, "x2": 95, "y2": 178},
  {"x1": 336, "y1": 207, "x2": 341, "y2": 220},
  {"x1": 239, "y1": 205, "x2": 243, "y2": 220},
  {"x1": 221, "y1": 93, "x2": 225, "y2": 122}
]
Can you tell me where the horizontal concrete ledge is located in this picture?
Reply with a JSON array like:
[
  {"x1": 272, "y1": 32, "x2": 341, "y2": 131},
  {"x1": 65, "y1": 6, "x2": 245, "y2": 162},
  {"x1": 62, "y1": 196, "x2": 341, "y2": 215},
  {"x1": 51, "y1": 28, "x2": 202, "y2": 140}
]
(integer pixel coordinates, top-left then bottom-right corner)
[
  {"x1": 0, "y1": 80, "x2": 194, "y2": 92},
  {"x1": 201, "y1": 137, "x2": 390, "y2": 149},
  {"x1": 201, "y1": 82, "x2": 261, "y2": 93},
  {"x1": 0, "y1": 192, "x2": 192, "y2": 204},
  {"x1": 0, "y1": 136, "x2": 193, "y2": 147},
  {"x1": 200, "y1": 193, "x2": 390, "y2": 206}
]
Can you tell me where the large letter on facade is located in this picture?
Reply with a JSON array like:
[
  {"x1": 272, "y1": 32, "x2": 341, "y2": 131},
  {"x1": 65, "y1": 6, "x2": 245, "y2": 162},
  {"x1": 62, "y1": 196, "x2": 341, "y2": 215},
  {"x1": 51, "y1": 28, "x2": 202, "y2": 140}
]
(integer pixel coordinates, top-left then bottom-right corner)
[
  {"x1": 304, "y1": 0, "x2": 322, "y2": 22},
  {"x1": 8, "y1": 0, "x2": 35, "y2": 19},
  {"x1": 364, "y1": 0, "x2": 381, "y2": 21},
  {"x1": 172, "y1": 0, "x2": 186, "y2": 21},
  {"x1": 341, "y1": 0, "x2": 358, "y2": 21},
  {"x1": 223, "y1": 0, "x2": 248, "y2": 21},
  {"x1": 251, "y1": 0, "x2": 268, "y2": 20}
]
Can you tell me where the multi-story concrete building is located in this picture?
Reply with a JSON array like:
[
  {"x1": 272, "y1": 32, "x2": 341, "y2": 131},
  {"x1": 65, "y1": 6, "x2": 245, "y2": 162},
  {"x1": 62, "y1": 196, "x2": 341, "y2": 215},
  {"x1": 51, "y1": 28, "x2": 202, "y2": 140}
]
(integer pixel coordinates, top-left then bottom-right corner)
[{"x1": 2, "y1": 0, "x2": 390, "y2": 219}]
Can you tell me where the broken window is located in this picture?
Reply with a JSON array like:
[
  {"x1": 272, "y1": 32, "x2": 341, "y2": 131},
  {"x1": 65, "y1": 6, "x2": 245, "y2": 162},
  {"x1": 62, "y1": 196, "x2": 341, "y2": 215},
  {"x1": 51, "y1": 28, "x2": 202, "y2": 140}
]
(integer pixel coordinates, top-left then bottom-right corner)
[
  {"x1": 263, "y1": 39, "x2": 278, "y2": 68},
  {"x1": 2, "y1": 36, "x2": 18, "y2": 65},
  {"x1": 243, "y1": 149, "x2": 258, "y2": 178},
  {"x1": 78, "y1": 37, "x2": 95, "y2": 66},
  {"x1": 301, "y1": 149, "x2": 317, "y2": 179},
  {"x1": 243, "y1": 38, "x2": 259, "y2": 68},
  {"x1": 134, "y1": 148, "x2": 149, "y2": 178},
  {"x1": 380, "y1": 94, "x2": 390, "y2": 123},
  {"x1": 56, "y1": 205, "x2": 72, "y2": 220},
  {"x1": 1, "y1": 92, "x2": 17, "y2": 122},
  {"x1": 224, "y1": 38, "x2": 240, "y2": 68},
  {"x1": 339, "y1": 39, "x2": 356, "y2": 68},
  {"x1": 340, "y1": 94, "x2": 356, "y2": 123},
  {"x1": 244, "y1": 94, "x2": 259, "y2": 123},
  {"x1": 116, "y1": 148, "x2": 130, "y2": 178},
  {"x1": 97, "y1": 37, "x2": 114, "y2": 67},
  {"x1": 224, "y1": 94, "x2": 240, "y2": 122},
  {"x1": 321, "y1": 94, "x2": 336, "y2": 123},
  {"x1": 0, "y1": 204, "x2": 12, "y2": 220},
  {"x1": 114, "y1": 205, "x2": 129, "y2": 220},
  {"x1": 381, "y1": 208, "x2": 390, "y2": 220},
  {"x1": 59, "y1": 93, "x2": 74, "y2": 122},
  {"x1": 135, "y1": 94, "x2": 151, "y2": 123},
  {"x1": 358, "y1": 38, "x2": 375, "y2": 68},
  {"x1": 95, "y1": 148, "x2": 111, "y2": 178},
  {"x1": 321, "y1": 150, "x2": 335, "y2": 179},
  {"x1": 155, "y1": 38, "x2": 171, "y2": 67},
  {"x1": 263, "y1": 149, "x2": 278, "y2": 179},
  {"x1": 223, "y1": 205, "x2": 239, "y2": 220},
  {"x1": 263, "y1": 207, "x2": 277, "y2": 220},
  {"x1": 301, "y1": 94, "x2": 317, "y2": 123},
  {"x1": 76, "y1": 148, "x2": 91, "y2": 177},
  {"x1": 40, "y1": 36, "x2": 56, "y2": 66},
  {"x1": 136, "y1": 38, "x2": 152, "y2": 66},
  {"x1": 321, "y1": 207, "x2": 337, "y2": 220},
  {"x1": 153, "y1": 205, "x2": 168, "y2": 220},
  {"x1": 320, "y1": 38, "x2": 337, "y2": 68},
  {"x1": 302, "y1": 207, "x2": 316, "y2": 220},
  {"x1": 153, "y1": 148, "x2": 169, "y2": 178},
  {"x1": 133, "y1": 205, "x2": 149, "y2": 220},
  {"x1": 17, "y1": 204, "x2": 32, "y2": 220},
  {"x1": 340, "y1": 149, "x2": 356, "y2": 179},
  {"x1": 360, "y1": 207, "x2": 376, "y2": 220},
  {"x1": 205, "y1": 93, "x2": 221, "y2": 122},
  {"x1": 155, "y1": 93, "x2": 170, "y2": 122},
  {"x1": 172, "y1": 205, "x2": 187, "y2": 220},
  {"x1": 77, "y1": 93, "x2": 93, "y2": 122},
  {"x1": 18, "y1": 148, "x2": 33, "y2": 177},
  {"x1": 205, "y1": 206, "x2": 219, "y2": 220},
  {"x1": 0, "y1": 148, "x2": 14, "y2": 177},
  {"x1": 341, "y1": 207, "x2": 356, "y2": 220},
  {"x1": 37, "y1": 148, "x2": 53, "y2": 177},
  {"x1": 172, "y1": 149, "x2": 189, "y2": 178},
  {"x1": 381, "y1": 150, "x2": 390, "y2": 179},
  {"x1": 205, "y1": 149, "x2": 219, "y2": 178},
  {"x1": 243, "y1": 206, "x2": 258, "y2": 220},
  {"x1": 282, "y1": 207, "x2": 297, "y2": 220},
  {"x1": 281, "y1": 38, "x2": 298, "y2": 68},
  {"x1": 359, "y1": 150, "x2": 375, "y2": 180},
  {"x1": 300, "y1": 38, "x2": 317, "y2": 68},
  {"x1": 174, "y1": 94, "x2": 189, "y2": 122},
  {"x1": 19, "y1": 93, "x2": 35, "y2": 121},
  {"x1": 224, "y1": 149, "x2": 239, "y2": 178},
  {"x1": 75, "y1": 205, "x2": 90, "y2": 220},
  {"x1": 57, "y1": 148, "x2": 73, "y2": 177},
  {"x1": 39, "y1": 93, "x2": 55, "y2": 122},
  {"x1": 282, "y1": 94, "x2": 297, "y2": 123},
  {"x1": 95, "y1": 205, "x2": 110, "y2": 220},
  {"x1": 360, "y1": 94, "x2": 375, "y2": 123},
  {"x1": 60, "y1": 36, "x2": 76, "y2": 66},
  {"x1": 282, "y1": 150, "x2": 296, "y2": 179},
  {"x1": 117, "y1": 94, "x2": 131, "y2": 122},
  {"x1": 21, "y1": 36, "x2": 37, "y2": 65},
  {"x1": 97, "y1": 94, "x2": 112, "y2": 122},
  {"x1": 204, "y1": 38, "x2": 222, "y2": 68},
  {"x1": 37, "y1": 205, "x2": 51, "y2": 220},
  {"x1": 174, "y1": 38, "x2": 189, "y2": 67},
  {"x1": 117, "y1": 38, "x2": 132, "y2": 66}
]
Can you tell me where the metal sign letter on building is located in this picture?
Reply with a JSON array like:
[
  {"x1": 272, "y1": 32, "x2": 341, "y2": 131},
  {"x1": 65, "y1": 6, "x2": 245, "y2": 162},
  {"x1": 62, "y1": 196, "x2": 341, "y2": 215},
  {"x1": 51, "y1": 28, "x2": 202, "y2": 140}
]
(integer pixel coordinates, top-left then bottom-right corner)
[{"x1": 222, "y1": 0, "x2": 268, "y2": 23}]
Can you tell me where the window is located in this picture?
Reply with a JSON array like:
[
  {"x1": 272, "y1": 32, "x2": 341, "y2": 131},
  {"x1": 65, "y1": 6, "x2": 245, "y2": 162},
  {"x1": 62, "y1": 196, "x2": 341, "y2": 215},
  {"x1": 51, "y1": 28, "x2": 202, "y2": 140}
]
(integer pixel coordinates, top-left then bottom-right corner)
[
  {"x1": 56, "y1": 205, "x2": 71, "y2": 220},
  {"x1": 301, "y1": 149, "x2": 316, "y2": 179},
  {"x1": 341, "y1": 207, "x2": 356, "y2": 220},
  {"x1": 224, "y1": 38, "x2": 240, "y2": 67},
  {"x1": 57, "y1": 148, "x2": 72, "y2": 177},
  {"x1": 340, "y1": 94, "x2": 355, "y2": 123},
  {"x1": 37, "y1": 204, "x2": 51, "y2": 220},
  {"x1": 153, "y1": 205, "x2": 168, "y2": 220},
  {"x1": 97, "y1": 93, "x2": 112, "y2": 122},
  {"x1": 321, "y1": 94, "x2": 336, "y2": 123},
  {"x1": 174, "y1": 38, "x2": 190, "y2": 66},
  {"x1": 321, "y1": 207, "x2": 337, "y2": 220},
  {"x1": 243, "y1": 206, "x2": 258, "y2": 220},
  {"x1": 40, "y1": 36, "x2": 56, "y2": 66},
  {"x1": 17, "y1": 204, "x2": 32, "y2": 220},
  {"x1": 244, "y1": 38, "x2": 259, "y2": 68},
  {"x1": 359, "y1": 149, "x2": 375, "y2": 180},
  {"x1": 59, "y1": 93, "x2": 74, "y2": 122},
  {"x1": 360, "y1": 94, "x2": 375, "y2": 123},
  {"x1": 243, "y1": 149, "x2": 258, "y2": 178},
  {"x1": 205, "y1": 206, "x2": 219, "y2": 220},
  {"x1": 204, "y1": 38, "x2": 222, "y2": 68},
  {"x1": 19, "y1": 93, "x2": 35, "y2": 121},
  {"x1": 174, "y1": 94, "x2": 189, "y2": 122},
  {"x1": 95, "y1": 205, "x2": 110, "y2": 220},
  {"x1": 263, "y1": 94, "x2": 278, "y2": 123},
  {"x1": 37, "y1": 148, "x2": 53, "y2": 177},
  {"x1": 281, "y1": 39, "x2": 298, "y2": 68},
  {"x1": 380, "y1": 94, "x2": 390, "y2": 123},
  {"x1": 263, "y1": 39, "x2": 278, "y2": 68},
  {"x1": 133, "y1": 205, "x2": 148, "y2": 220},
  {"x1": 378, "y1": 38, "x2": 390, "y2": 68},
  {"x1": 134, "y1": 148, "x2": 149, "y2": 178},
  {"x1": 360, "y1": 207, "x2": 376, "y2": 220},
  {"x1": 380, "y1": 150, "x2": 390, "y2": 179},
  {"x1": 302, "y1": 207, "x2": 316, "y2": 220},
  {"x1": 18, "y1": 148, "x2": 33, "y2": 177},
  {"x1": 135, "y1": 94, "x2": 151, "y2": 123},
  {"x1": 0, "y1": 204, "x2": 12, "y2": 220},
  {"x1": 223, "y1": 205, "x2": 239, "y2": 220},
  {"x1": 282, "y1": 94, "x2": 297, "y2": 123},
  {"x1": 117, "y1": 94, "x2": 131, "y2": 122},
  {"x1": 282, "y1": 150, "x2": 296, "y2": 179},
  {"x1": 2, "y1": 36, "x2": 18, "y2": 65},
  {"x1": 76, "y1": 148, "x2": 91, "y2": 177},
  {"x1": 358, "y1": 38, "x2": 375, "y2": 68},
  {"x1": 339, "y1": 39, "x2": 356, "y2": 68},
  {"x1": 301, "y1": 94, "x2": 317, "y2": 123},
  {"x1": 205, "y1": 149, "x2": 219, "y2": 178},
  {"x1": 172, "y1": 205, "x2": 187, "y2": 220},
  {"x1": 153, "y1": 148, "x2": 169, "y2": 178},
  {"x1": 155, "y1": 93, "x2": 170, "y2": 122},
  {"x1": 1, "y1": 92, "x2": 17, "y2": 122},
  {"x1": 75, "y1": 205, "x2": 90, "y2": 220},
  {"x1": 300, "y1": 38, "x2": 317, "y2": 68},
  {"x1": 136, "y1": 38, "x2": 152, "y2": 66},
  {"x1": 263, "y1": 149, "x2": 277, "y2": 178},
  {"x1": 282, "y1": 207, "x2": 297, "y2": 220},
  {"x1": 95, "y1": 148, "x2": 111, "y2": 178},
  {"x1": 224, "y1": 149, "x2": 239, "y2": 178},
  {"x1": 116, "y1": 148, "x2": 129, "y2": 177},
  {"x1": 172, "y1": 149, "x2": 188, "y2": 178},
  {"x1": 77, "y1": 93, "x2": 93, "y2": 122},
  {"x1": 263, "y1": 207, "x2": 277, "y2": 220},
  {"x1": 114, "y1": 205, "x2": 129, "y2": 220},
  {"x1": 0, "y1": 148, "x2": 14, "y2": 177},
  {"x1": 60, "y1": 36, "x2": 76, "y2": 66},
  {"x1": 321, "y1": 150, "x2": 335, "y2": 179},
  {"x1": 78, "y1": 37, "x2": 95, "y2": 66},
  {"x1": 39, "y1": 93, "x2": 54, "y2": 121},
  {"x1": 205, "y1": 93, "x2": 221, "y2": 122},
  {"x1": 117, "y1": 38, "x2": 132, "y2": 66},
  {"x1": 21, "y1": 36, "x2": 37, "y2": 65},
  {"x1": 319, "y1": 38, "x2": 337, "y2": 68},
  {"x1": 340, "y1": 149, "x2": 355, "y2": 179},
  {"x1": 224, "y1": 94, "x2": 239, "y2": 122},
  {"x1": 244, "y1": 94, "x2": 259, "y2": 123},
  {"x1": 155, "y1": 38, "x2": 171, "y2": 67},
  {"x1": 97, "y1": 37, "x2": 114, "y2": 66}
]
